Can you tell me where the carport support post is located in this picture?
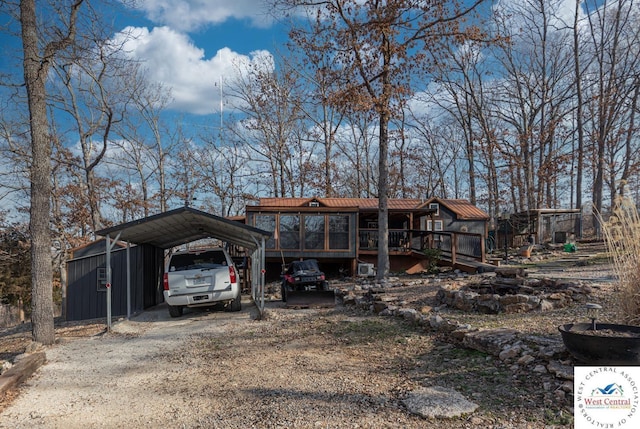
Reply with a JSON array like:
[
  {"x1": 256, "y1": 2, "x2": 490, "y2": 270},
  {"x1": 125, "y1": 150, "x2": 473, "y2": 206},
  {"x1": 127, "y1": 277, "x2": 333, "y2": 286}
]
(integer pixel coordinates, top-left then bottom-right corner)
[
  {"x1": 104, "y1": 232, "x2": 121, "y2": 331},
  {"x1": 261, "y1": 236, "x2": 265, "y2": 313},
  {"x1": 126, "y1": 242, "x2": 131, "y2": 319},
  {"x1": 106, "y1": 234, "x2": 112, "y2": 330}
]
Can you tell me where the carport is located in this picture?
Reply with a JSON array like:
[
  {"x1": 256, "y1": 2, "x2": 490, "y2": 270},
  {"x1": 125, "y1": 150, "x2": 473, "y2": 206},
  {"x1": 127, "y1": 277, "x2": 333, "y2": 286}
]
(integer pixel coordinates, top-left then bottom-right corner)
[{"x1": 95, "y1": 206, "x2": 272, "y2": 327}]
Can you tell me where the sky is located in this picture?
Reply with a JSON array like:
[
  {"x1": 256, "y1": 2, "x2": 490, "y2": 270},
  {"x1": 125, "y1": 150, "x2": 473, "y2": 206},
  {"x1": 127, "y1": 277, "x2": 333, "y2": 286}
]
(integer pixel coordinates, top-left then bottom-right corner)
[
  {"x1": 111, "y1": 0, "x2": 287, "y2": 116},
  {"x1": 0, "y1": 0, "x2": 589, "y2": 118},
  {"x1": 0, "y1": 0, "x2": 287, "y2": 218}
]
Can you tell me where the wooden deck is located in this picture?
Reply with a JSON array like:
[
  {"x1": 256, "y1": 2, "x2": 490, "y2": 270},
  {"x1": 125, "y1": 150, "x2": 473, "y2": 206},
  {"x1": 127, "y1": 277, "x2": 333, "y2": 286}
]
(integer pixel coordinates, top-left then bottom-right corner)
[
  {"x1": 410, "y1": 249, "x2": 497, "y2": 274},
  {"x1": 438, "y1": 255, "x2": 498, "y2": 274}
]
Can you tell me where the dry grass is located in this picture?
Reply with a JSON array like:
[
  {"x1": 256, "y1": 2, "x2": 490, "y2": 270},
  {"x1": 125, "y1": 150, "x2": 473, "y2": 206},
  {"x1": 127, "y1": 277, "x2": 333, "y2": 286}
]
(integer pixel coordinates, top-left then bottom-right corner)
[{"x1": 599, "y1": 197, "x2": 640, "y2": 325}]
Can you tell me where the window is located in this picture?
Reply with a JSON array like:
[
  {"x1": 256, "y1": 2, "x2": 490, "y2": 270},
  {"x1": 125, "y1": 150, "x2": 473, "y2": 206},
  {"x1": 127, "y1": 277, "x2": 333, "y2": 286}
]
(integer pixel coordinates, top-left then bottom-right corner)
[
  {"x1": 254, "y1": 215, "x2": 276, "y2": 249},
  {"x1": 304, "y1": 215, "x2": 325, "y2": 250},
  {"x1": 169, "y1": 250, "x2": 227, "y2": 271},
  {"x1": 279, "y1": 215, "x2": 300, "y2": 249},
  {"x1": 329, "y1": 215, "x2": 350, "y2": 249},
  {"x1": 429, "y1": 203, "x2": 440, "y2": 216},
  {"x1": 425, "y1": 220, "x2": 443, "y2": 231}
]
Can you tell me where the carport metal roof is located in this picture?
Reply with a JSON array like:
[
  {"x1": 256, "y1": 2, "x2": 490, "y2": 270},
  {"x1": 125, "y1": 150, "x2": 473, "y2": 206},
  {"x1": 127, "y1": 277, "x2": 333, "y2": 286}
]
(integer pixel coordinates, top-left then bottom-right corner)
[
  {"x1": 96, "y1": 206, "x2": 271, "y2": 250},
  {"x1": 95, "y1": 206, "x2": 271, "y2": 326}
]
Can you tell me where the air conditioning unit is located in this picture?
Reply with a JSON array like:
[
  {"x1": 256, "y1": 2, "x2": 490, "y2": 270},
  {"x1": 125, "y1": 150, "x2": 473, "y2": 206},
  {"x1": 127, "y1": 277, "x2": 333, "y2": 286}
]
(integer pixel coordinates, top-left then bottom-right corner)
[{"x1": 357, "y1": 263, "x2": 376, "y2": 277}]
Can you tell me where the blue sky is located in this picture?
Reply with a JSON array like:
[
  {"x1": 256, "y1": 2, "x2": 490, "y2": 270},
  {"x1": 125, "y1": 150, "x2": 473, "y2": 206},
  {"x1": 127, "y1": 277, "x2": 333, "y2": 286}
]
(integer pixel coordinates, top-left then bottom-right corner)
[
  {"x1": 109, "y1": 0, "x2": 287, "y2": 116},
  {"x1": 0, "y1": 1, "x2": 287, "y2": 118}
]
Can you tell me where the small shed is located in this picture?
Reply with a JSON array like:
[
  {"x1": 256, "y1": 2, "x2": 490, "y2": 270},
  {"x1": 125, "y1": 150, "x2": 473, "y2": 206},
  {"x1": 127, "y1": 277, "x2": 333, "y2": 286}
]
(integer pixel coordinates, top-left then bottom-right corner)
[
  {"x1": 66, "y1": 206, "x2": 271, "y2": 322},
  {"x1": 66, "y1": 243, "x2": 162, "y2": 321},
  {"x1": 506, "y1": 208, "x2": 582, "y2": 246}
]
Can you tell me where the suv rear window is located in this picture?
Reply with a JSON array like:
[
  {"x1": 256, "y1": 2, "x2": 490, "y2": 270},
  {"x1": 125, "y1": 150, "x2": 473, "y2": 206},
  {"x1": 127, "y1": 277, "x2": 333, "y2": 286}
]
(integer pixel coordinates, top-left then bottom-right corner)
[{"x1": 169, "y1": 250, "x2": 228, "y2": 271}]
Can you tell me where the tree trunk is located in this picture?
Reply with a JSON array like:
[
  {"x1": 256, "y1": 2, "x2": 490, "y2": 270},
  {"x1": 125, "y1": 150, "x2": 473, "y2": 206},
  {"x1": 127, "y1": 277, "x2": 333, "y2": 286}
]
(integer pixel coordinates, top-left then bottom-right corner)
[
  {"x1": 21, "y1": 0, "x2": 83, "y2": 344},
  {"x1": 377, "y1": 111, "x2": 390, "y2": 280},
  {"x1": 376, "y1": 55, "x2": 392, "y2": 279},
  {"x1": 21, "y1": 0, "x2": 55, "y2": 345}
]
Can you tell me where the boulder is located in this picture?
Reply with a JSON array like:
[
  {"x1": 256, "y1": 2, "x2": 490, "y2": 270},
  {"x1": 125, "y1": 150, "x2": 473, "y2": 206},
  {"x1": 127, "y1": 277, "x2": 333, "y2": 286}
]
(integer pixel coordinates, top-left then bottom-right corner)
[
  {"x1": 403, "y1": 386, "x2": 478, "y2": 419},
  {"x1": 462, "y1": 328, "x2": 519, "y2": 356}
]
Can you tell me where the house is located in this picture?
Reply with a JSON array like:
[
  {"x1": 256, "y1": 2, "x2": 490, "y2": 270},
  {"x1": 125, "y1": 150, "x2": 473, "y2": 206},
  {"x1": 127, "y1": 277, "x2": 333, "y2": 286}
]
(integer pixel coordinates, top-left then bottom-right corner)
[{"x1": 244, "y1": 197, "x2": 490, "y2": 277}]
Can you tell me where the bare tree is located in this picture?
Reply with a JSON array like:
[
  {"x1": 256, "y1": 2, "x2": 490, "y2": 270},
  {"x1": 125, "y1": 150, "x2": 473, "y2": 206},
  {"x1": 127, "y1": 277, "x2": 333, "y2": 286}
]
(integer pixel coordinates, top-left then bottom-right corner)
[
  {"x1": 583, "y1": 0, "x2": 640, "y2": 226},
  {"x1": 491, "y1": 0, "x2": 575, "y2": 212},
  {"x1": 20, "y1": 0, "x2": 84, "y2": 344},
  {"x1": 196, "y1": 133, "x2": 257, "y2": 217},
  {"x1": 571, "y1": 0, "x2": 587, "y2": 232},
  {"x1": 405, "y1": 111, "x2": 468, "y2": 199},
  {"x1": 272, "y1": 0, "x2": 485, "y2": 278},
  {"x1": 114, "y1": 79, "x2": 176, "y2": 216},
  {"x1": 50, "y1": 36, "x2": 134, "y2": 232},
  {"x1": 333, "y1": 111, "x2": 378, "y2": 198},
  {"x1": 227, "y1": 55, "x2": 306, "y2": 197},
  {"x1": 291, "y1": 48, "x2": 346, "y2": 197}
]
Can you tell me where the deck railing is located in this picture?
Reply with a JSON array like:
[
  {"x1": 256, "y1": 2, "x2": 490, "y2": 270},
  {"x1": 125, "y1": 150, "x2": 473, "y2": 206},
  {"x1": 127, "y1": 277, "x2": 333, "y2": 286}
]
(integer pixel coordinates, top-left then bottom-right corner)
[
  {"x1": 359, "y1": 229, "x2": 485, "y2": 263},
  {"x1": 359, "y1": 229, "x2": 412, "y2": 251}
]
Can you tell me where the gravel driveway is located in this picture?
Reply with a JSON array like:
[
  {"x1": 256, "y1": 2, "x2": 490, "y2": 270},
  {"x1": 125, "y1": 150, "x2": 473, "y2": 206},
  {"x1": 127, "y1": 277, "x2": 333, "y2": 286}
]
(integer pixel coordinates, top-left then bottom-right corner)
[
  {"x1": 1, "y1": 299, "x2": 445, "y2": 429},
  {"x1": 2, "y1": 257, "x2": 609, "y2": 428},
  {"x1": 1, "y1": 301, "x2": 263, "y2": 428}
]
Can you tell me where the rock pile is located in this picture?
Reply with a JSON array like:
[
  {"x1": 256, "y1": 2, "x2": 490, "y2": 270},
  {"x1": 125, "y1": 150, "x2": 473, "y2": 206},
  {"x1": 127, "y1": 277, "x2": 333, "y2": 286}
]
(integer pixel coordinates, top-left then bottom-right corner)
[{"x1": 436, "y1": 267, "x2": 592, "y2": 314}]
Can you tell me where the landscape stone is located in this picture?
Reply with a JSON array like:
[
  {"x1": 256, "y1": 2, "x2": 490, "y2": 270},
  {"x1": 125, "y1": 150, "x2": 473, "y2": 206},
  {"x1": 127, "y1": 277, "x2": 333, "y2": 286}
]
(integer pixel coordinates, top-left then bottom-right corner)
[
  {"x1": 499, "y1": 345, "x2": 521, "y2": 361},
  {"x1": 538, "y1": 299, "x2": 554, "y2": 311},
  {"x1": 461, "y1": 328, "x2": 519, "y2": 356},
  {"x1": 547, "y1": 361, "x2": 574, "y2": 380},
  {"x1": 403, "y1": 386, "x2": 478, "y2": 419},
  {"x1": 398, "y1": 308, "x2": 420, "y2": 322},
  {"x1": 517, "y1": 354, "x2": 536, "y2": 366}
]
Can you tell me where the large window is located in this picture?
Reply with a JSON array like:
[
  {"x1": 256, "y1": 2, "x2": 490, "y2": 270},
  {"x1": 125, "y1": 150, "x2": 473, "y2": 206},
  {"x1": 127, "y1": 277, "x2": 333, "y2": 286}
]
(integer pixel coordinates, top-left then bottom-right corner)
[
  {"x1": 256, "y1": 213, "x2": 352, "y2": 251},
  {"x1": 304, "y1": 216, "x2": 325, "y2": 250},
  {"x1": 254, "y1": 215, "x2": 276, "y2": 249},
  {"x1": 329, "y1": 215, "x2": 350, "y2": 249},
  {"x1": 279, "y1": 215, "x2": 300, "y2": 249}
]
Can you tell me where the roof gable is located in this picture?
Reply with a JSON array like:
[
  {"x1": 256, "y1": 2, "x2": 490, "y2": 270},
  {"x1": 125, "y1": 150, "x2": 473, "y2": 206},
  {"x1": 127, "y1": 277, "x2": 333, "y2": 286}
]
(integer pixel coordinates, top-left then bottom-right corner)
[{"x1": 420, "y1": 197, "x2": 489, "y2": 220}]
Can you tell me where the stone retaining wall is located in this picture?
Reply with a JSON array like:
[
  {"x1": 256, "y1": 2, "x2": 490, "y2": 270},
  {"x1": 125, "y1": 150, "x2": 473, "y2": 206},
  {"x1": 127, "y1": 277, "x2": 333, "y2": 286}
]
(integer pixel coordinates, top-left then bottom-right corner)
[{"x1": 436, "y1": 278, "x2": 592, "y2": 314}]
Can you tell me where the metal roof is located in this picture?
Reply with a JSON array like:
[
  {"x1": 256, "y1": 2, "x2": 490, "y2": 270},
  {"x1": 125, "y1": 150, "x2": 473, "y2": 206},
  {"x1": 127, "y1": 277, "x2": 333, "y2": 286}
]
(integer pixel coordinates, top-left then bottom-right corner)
[
  {"x1": 251, "y1": 197, "x2": 488, "y2": 217},
  {"x1": 95, "y1": 206, "x2": 271, "y2": 250},
  {"x1": 253, "y1": 197, "x2": 429, "y2": 210}
]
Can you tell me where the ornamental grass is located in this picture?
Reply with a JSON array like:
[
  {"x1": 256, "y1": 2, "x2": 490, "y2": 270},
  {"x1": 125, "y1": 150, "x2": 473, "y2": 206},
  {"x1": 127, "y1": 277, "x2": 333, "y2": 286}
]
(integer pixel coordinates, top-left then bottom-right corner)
[{"x1": 599, "y1": 196, "x2": 640, "y2": 325}]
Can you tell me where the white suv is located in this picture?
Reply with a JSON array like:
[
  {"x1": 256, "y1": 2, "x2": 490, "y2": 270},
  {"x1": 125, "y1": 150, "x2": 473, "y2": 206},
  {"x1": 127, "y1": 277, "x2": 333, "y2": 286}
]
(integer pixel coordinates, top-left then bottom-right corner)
[{"x1": 163, "y1": 247, "x2": 241, "y2": 317}]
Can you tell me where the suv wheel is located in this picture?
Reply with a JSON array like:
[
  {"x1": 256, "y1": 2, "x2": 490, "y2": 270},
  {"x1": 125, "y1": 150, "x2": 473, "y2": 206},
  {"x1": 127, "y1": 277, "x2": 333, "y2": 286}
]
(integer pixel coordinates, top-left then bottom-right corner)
[
  {"x1": 167, "y1": 304, "x2": 183, "y2": 318},
  {"x1": 228, "y1": 289, "x2": 242, "y2": 312}
]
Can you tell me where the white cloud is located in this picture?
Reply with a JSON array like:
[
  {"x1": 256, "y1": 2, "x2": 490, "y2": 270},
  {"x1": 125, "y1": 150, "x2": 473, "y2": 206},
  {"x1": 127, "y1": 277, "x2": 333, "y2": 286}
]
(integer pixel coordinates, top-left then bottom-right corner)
[
  {"x1": 113, "y1": 26, "x2": 273, "y2": 115},
  {"x1": 494, "y1": 0, "x2": 584, "y2": 29},
  {"x1": 132, "y1": 0, "x2": 273, "y2": 32}
]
